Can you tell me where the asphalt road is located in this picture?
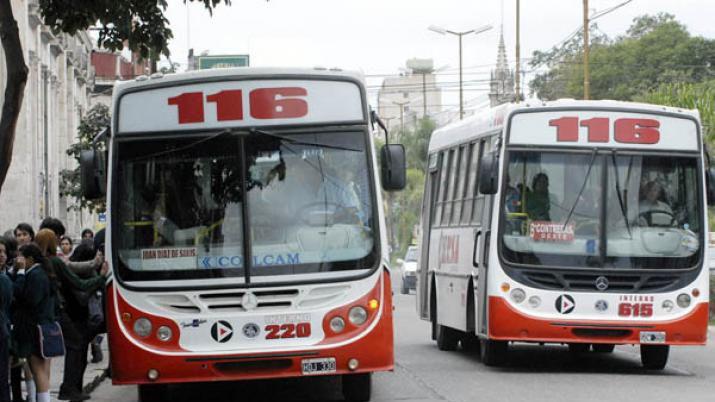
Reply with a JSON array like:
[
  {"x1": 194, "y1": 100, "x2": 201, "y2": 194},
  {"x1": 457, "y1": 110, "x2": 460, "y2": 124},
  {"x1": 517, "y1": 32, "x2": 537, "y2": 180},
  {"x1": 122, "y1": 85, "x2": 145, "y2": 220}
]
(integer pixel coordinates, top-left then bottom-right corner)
[{"x1": 91, "y1": 274, "x2": 715, "y2": 402}]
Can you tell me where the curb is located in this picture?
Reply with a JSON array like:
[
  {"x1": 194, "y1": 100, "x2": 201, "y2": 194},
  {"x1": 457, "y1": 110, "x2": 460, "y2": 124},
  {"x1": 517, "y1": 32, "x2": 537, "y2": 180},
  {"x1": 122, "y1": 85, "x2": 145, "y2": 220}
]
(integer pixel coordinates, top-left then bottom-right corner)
[{"x1": 83, "y1": 368, "x2": 109, "y2": 395}]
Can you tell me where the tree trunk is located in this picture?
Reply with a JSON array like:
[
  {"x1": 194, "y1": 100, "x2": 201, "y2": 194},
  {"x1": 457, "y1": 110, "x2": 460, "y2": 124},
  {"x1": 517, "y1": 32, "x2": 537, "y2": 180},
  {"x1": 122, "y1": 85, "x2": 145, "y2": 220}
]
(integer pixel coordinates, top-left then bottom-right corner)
[{"x1": 0, "y1": 0, "x2": 29, "y2": 197}]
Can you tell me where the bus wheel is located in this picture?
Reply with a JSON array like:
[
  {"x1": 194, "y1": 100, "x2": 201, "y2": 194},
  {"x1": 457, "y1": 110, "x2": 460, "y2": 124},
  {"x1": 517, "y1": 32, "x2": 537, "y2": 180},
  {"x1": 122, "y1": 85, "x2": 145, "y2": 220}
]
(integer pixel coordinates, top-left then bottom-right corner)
[
  {"x1": 592, "y1": 344, "x2": 615, "y2": 353},
  {"x1": 138, "y1": 384, "x2": 169, "y2": 402},
  {"x1": 568, "y1": 343, "x2": 590, "y2": 354},
  {"x1": 641, "y1": 345, "x2": 669, "y2": 370},
  {"x1": 480, "y1": 339, "x2": 508, "y2": 366},
  {"x1": 436, "y1": 324, "x2": 460, "y2": 351},
  {"x1": 342, "y1": 373, "x2": 371, "y2": 402},
  {"x1": 461, "y1": 334, "x2": 481, "y2": 354}
]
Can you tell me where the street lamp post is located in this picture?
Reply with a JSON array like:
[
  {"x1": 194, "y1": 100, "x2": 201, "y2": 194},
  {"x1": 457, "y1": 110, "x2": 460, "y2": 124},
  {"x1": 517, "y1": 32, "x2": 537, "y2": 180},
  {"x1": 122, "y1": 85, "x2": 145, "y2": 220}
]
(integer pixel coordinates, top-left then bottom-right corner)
[{"x1": 429, "y1": 24, "x2": 493, "y2": 119}]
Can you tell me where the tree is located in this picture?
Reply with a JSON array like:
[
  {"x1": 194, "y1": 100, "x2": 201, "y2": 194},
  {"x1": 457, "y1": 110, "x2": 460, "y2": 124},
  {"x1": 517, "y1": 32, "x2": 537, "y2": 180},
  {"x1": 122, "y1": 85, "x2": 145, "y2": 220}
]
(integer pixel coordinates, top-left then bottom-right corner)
[
  {"x1": 59, "y1": 104, "x2": 111, "y2": 213},
  {"x1": 0, "y1": 0, "x2": 231, "y2": 198},
  {"x1": 530, "y1": 13, "x2": 715, "y2": 101}
]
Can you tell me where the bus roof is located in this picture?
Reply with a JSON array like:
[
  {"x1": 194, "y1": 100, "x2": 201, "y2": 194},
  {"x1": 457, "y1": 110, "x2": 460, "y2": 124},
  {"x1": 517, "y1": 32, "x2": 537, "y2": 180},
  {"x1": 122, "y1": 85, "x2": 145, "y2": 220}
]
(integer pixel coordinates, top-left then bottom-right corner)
[
  {"x1": 428, "y1": 99, "x2": 700, "y2": 153},
  {"x1": 112, "y1": 67, "x2": 366, "y2": 100}
]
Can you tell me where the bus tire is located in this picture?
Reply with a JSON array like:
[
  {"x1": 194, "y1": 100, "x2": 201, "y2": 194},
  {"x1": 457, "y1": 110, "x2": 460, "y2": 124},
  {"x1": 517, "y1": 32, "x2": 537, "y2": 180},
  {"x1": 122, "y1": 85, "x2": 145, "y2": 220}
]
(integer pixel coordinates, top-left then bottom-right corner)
[
  {"x1": 461, "y1": 333, "x2": 481, "y2": 353},
  {"x1": 138, "y1": 384, "x2": 169, "y2": 402},
  {"x1": 342, "y1": 373, "x2": 371, "y2": 402},
  {"x1": 592, "y1": 344, "x2": 615, "y2": 353},
  {"x1": 641, "y1": 345, "x2": 669, "y2": 370},
  {"x1": 568, "y1": 343, "x2": 590, "y2": 354},
  {"x1": 436, "y1": 324, "x2": 460, "y2": 351},
  {"x1": 480, "y1": 339, "x2": 508, "y2": 366}
]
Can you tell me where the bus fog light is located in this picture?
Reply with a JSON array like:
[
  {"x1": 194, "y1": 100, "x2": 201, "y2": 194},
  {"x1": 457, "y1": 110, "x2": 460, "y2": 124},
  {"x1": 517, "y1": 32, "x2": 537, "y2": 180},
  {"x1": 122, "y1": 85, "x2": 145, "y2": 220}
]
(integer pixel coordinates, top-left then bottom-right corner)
[
  {"x1": 677, "y1": 294, "x2": 691, "y2": 308},
  {"x1": 348, "y1": 358, "x2": 359, "y2": 371},
  {"x1": 348, "y1": 307, "x2": 368, "y2": 325},
  {"x1": 662, "y1": 300, "x2": 674, "y2": 312},
  {"x1": 528, "y1": 296, "x2": 541, "y2": 308},
  {"x1": 510, "y1": 288, "x2": 526, "y2": 304},
  {"x1": 133, "y1": 318, "x2": 152, "y2": 338},
  {"x1": 157, "y1": 326, "x2": 173, "y2": 342},
  {"x1": 147, "y1": 369, "x2": 159, "y2": 381},
  {"x1": 330, "y1": 317, "x2": 345, "y2": 333}
]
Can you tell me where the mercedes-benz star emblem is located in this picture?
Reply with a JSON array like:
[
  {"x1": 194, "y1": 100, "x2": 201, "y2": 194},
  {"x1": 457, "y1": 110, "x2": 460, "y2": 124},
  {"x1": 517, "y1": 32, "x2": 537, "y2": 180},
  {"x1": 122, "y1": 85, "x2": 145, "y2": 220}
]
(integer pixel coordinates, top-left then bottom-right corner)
[
  {"x1": 595, "y1": 276, "x2": 609, "y2": 291},
  {"x1": 242, "y1": 292, "x2": 259, "y2": 311}
]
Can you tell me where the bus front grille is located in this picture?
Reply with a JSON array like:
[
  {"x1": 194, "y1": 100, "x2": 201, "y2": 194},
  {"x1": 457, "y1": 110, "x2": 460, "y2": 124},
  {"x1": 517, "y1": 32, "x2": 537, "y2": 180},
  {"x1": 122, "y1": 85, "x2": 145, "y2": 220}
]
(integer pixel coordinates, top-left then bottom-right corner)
[{"x1": 520, "y1": 271, "x2": 680, "y2": 293}]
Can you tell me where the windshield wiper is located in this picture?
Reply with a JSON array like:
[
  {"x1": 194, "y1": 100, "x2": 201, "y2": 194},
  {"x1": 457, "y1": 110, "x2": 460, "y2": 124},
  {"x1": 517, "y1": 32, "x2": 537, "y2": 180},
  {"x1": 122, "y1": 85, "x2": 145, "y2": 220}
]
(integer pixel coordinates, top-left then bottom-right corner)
[
  {"x1": 611, "y1": 150, "x2": 632, "y2": 238},
  {"x1": 248, "y1": 128, "x2": 362, "y2": 152},
  {"x1": 563, "y1": 149, "x2": 598, "y2": 229}
]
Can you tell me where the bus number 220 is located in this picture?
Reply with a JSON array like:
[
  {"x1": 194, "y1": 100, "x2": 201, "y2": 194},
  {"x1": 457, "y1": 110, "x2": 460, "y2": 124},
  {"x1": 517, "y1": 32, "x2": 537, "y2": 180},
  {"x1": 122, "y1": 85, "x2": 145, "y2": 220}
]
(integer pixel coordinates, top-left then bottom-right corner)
[
  {"x1": 265, "y1": 323, "x2": 312, "y2": 339},
  {"x1": 168, "y1": 87, "x2": 308, "y2": 124}
]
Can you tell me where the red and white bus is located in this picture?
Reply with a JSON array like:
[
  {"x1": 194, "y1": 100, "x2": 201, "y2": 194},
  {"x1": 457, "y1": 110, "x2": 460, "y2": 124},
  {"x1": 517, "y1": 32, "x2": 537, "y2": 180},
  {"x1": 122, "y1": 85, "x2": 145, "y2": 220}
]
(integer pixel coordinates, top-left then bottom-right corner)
[
  {"x1": 416, "y1": 99, "x2": 712, "y2": 369},
  {"x1": 81, "y1": 68, "x2": 405, "y2": 401}
]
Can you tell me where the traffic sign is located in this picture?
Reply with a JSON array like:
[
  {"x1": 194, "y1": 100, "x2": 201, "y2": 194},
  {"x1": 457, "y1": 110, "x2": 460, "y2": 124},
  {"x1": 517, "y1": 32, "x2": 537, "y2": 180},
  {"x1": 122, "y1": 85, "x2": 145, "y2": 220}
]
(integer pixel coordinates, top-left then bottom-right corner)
[{"x1": 197, "y1": 55, "x2": 250, "y2": 70}]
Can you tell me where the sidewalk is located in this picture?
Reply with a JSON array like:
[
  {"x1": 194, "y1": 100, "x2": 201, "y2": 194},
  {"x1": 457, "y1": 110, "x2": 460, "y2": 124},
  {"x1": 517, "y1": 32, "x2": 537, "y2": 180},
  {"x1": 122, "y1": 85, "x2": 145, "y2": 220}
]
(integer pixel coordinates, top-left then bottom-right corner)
[{"x1": 47, "y1": 339, "x2": 109, "y2": 399}]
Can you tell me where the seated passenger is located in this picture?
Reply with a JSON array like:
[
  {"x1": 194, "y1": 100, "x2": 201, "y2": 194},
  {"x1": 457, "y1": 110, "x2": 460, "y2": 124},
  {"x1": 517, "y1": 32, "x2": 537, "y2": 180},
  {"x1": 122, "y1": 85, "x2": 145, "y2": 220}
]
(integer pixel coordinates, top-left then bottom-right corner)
[{"x1": 638, "y1": 181, "x2": 673, "y2": 226}]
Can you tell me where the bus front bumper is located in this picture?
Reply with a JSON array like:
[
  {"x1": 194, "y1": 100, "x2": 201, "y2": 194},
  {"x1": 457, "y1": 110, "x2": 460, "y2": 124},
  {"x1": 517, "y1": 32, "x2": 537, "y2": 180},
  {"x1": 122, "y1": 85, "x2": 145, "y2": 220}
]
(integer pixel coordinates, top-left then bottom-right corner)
[{"x1": 488, "y1": 296, "x2": 708, "y2": 345}]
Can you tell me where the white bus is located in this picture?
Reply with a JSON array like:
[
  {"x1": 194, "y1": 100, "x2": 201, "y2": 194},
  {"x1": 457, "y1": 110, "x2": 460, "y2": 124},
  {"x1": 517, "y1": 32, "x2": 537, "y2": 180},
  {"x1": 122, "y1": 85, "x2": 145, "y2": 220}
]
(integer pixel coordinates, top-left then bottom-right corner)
[
  {"x1": 80, "y1": 67, "x2": 405, "y2": 402},
  {"x1": 416, "y1": 99, "x2": 712, "y2": 369}
]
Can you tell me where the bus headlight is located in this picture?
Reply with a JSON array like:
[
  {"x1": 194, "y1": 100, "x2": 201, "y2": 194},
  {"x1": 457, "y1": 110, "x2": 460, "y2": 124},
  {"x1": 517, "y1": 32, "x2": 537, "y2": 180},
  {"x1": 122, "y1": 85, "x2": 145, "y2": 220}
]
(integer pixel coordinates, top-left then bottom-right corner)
[
  {"x1": 677, "y1": 294, "x2": 691, "y2": 308},
  {"x1": 157, "y1": 326, "x2": 173, "y2": 342},
  {"x1": 528, "y1": 296, "x2": 541, "y2": 308},
  {"x1": 133, "y1": 318, "x2": 152, "y2": 338},
  {"x1": 510, "y1": 288, "x2": 526, "y2": 304},
  {"x1": 330, "y1": 317, "x2": 346, "y2": 333},
  {"x1": 662, "y1": 300, "x2": 674, "y2": 312},
  {"x1": 348, "y1": 307, "x2": 368, "y2": 325}
]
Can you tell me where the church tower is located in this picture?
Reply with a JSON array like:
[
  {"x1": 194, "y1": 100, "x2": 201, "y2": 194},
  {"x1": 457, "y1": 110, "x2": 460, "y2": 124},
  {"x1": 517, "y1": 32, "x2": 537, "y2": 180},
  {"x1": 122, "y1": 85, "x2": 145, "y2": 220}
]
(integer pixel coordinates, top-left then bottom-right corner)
[{"x1": 489, "y1": 29, "x2": 516, "y2": 107}]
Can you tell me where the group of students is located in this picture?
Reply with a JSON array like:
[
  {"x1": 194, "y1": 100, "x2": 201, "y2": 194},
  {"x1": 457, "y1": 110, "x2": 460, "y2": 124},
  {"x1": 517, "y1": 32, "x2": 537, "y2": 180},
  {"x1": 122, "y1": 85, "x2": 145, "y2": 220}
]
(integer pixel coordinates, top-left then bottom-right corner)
[{"x1": 0, "y1": 218, "x2": 110, "y2": 402}]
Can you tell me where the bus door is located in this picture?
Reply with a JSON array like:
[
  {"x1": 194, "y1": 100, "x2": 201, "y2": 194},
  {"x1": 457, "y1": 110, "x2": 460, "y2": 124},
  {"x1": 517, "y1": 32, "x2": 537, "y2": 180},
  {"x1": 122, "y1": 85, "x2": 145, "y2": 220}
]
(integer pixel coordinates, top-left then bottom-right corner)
[
  {"x1": 417, "y1": 153, "x2": 441, "y2": 319},
  {"x1": 475, "y1": 136, "x2": 496, "y2": 336}
]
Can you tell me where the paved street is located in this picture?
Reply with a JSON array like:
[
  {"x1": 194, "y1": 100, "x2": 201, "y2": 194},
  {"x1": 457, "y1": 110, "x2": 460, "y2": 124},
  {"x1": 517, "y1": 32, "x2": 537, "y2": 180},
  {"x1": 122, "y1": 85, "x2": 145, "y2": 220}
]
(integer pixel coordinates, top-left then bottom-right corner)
[{"x1": 86, "y1": 275, "x2": 715, "y2": 402}]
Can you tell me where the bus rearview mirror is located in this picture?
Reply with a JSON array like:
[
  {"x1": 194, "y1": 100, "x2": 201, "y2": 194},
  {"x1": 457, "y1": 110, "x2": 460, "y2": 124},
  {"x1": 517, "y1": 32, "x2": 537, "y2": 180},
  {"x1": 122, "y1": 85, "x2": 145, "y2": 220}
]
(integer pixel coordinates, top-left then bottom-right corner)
[
  {"x1": 80, "y1": 148, "x2": 107, "y2": 200},
  {"x1": 381, "y1": 144, "x2": 406, "y2": 191},
  {"x1": 479, "y1": 151, "x2": 498, "y2": 195},
  {"x1": 708, "y1": 167, "x2": 715, "y2": 206}
]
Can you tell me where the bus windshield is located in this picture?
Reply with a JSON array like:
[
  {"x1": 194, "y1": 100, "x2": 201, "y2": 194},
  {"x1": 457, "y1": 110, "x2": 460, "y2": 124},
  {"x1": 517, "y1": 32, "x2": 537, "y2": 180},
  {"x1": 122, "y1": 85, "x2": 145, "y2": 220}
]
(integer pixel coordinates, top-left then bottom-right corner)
[
  {"x1": 500, "y1": 150, "x2": 702, "y2": 270},
  {"x1": 114, "y1": 130, "x2": 377, "y2": 282}
]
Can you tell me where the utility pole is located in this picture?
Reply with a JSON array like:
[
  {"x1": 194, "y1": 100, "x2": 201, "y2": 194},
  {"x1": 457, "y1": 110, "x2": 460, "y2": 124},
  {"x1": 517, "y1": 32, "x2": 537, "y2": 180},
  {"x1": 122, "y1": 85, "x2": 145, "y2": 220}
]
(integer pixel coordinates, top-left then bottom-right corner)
[
  {"x1": 583, "y1": 0, "x2": 590, "y2": 100},
  {"x1": 515, "y1": 0, "x2": 520, "y2": 103},
  {"x1": 392, "y1": 99, "x2": 410, "y2": 135}
]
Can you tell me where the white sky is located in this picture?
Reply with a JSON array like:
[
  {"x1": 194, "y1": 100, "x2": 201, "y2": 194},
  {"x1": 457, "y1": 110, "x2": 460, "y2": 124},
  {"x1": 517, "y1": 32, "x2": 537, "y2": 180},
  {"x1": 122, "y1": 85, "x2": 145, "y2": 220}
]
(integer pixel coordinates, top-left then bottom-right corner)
[{"x1": 161, "y1": 0, "x2": 715, "y2": 117}]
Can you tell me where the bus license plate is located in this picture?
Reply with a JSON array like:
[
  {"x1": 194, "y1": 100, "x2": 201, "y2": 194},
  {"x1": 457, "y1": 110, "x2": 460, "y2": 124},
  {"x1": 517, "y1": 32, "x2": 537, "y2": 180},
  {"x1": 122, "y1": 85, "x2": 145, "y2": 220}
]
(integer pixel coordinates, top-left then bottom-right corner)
[
  {"x1": 640, "y1": 331, "x2": 666, "y2": 344},
  {"x1": 301, "y1": 358, "x2": 337, "y2": 375}
]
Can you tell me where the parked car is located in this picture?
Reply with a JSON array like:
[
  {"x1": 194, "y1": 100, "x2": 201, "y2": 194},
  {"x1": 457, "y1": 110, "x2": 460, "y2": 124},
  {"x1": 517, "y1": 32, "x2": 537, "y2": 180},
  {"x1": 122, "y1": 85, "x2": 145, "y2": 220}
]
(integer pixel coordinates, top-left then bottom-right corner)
[{"x1": 397, "y1": 246, "x2": 418, "y2": 294}]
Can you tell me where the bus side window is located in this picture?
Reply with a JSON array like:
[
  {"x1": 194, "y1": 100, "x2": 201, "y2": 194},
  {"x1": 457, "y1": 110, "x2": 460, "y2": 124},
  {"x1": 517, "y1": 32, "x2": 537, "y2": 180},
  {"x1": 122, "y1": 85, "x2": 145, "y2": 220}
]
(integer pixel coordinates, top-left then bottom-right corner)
[
  {"x1": 461, "y1": 142, "x2": 479, "y2": 225},
  {"x1": 452, "y1": 144, "x2": 470, "y2": 225},
  {"x1": 471, "y1": 139, "x2": 488, "y2": 224},
  {"x1": 441, "y1": 148, "x2": 459, "y2": 226},
  {"x1": 434, "y1": 150, "x2": 451, "y2": 227}
]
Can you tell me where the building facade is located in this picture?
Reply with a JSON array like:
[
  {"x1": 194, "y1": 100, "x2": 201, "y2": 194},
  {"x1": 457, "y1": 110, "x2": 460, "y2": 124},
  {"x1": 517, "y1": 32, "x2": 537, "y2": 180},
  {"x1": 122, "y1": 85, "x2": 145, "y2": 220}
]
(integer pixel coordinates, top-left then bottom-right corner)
[
  {"x1": 0, "y1": 0, "x2": 95, "y2": 236},
  {"x1": 377, "y1": 58, "x2": 442, "y2": 133}
]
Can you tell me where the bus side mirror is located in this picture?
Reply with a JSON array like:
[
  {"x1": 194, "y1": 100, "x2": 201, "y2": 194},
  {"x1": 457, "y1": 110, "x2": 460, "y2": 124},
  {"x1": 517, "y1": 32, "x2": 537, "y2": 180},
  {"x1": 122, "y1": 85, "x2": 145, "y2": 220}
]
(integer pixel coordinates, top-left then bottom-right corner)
[
  {"x1": 479, "y1": 151, "x2": 499, "y2": 195},
  {"x1": 708, "y1": 167, "x2": 715, "y2": 205},
  {"x1": 80, "y1": 148, "x2": 106, "y2": 200},
  {"x1": 381, "y1": 144, "x2": 406, "y2": 191}
]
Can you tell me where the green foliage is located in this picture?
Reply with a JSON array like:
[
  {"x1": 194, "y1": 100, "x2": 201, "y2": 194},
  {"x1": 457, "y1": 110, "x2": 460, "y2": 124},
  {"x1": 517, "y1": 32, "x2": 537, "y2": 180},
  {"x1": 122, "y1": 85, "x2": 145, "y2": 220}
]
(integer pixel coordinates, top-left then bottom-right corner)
[
  {"x1": 59, "y1": 104, "x2": 110, "y2": 213},
  {"x1": 38, "y1": 0, "x2": 230, "y2": 59},
  {"x1": 380, "y1": 118, "x2": 435, "y2": 259},
  {"x1": 637, "y1": 80, "x2": 715, "y2": 143},
  {"x1": 530, "y1": 13, "x2": 715, "y2": 101}
]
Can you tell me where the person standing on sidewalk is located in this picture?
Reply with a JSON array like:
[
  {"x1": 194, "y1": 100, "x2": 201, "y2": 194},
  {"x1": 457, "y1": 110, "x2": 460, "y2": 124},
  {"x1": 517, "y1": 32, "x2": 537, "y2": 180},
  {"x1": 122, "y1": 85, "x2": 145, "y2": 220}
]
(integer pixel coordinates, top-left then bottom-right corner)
[
  {"x1": 35, "y1": 230, "x2": 108, "y2": 401},
  {"x1": 0, "y1": 242, "x2": 13, "y2": 402},
  {"x1": 13, "y1": 224, "x2": 34, "y2": 247},
  {"x1": 13, "y1": 243, "x2": 58, "y2": 402}
]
